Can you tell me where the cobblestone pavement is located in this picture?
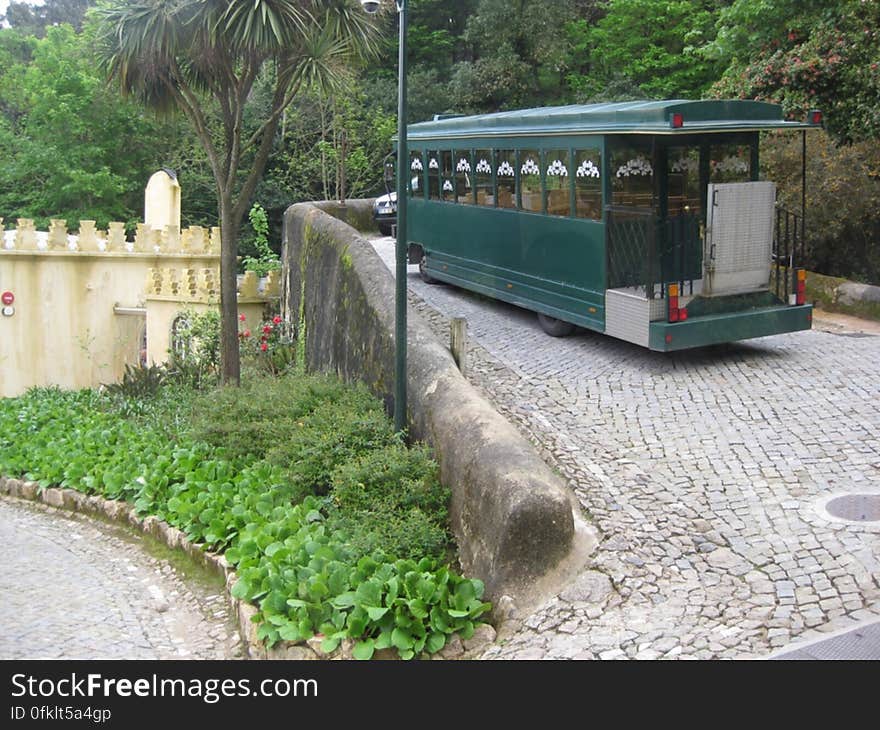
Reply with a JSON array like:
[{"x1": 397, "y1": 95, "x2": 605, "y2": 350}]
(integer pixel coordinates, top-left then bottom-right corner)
[
  {"x1": 0, "y1": 497, "x2": 244, "y2": 660},
  {"x1": 371, "y1": 236, "x2": 880, "y2": 659}
]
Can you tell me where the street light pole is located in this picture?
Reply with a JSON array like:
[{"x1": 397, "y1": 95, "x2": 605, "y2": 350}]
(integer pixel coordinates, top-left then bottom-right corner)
[
  {"x1": 393, "y1": 0, "x2": 408, "y2": 434},
  {"x1": 361, "y1": 0, "x2": 408, "y2": 433}
]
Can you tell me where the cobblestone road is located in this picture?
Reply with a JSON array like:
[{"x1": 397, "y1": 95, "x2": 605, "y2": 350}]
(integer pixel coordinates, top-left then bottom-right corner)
[
  {"x1": 0, "y1": 498, "x2": 243, "y2": 660},
  {"x1": 372, "y1": 236, "x2": 880, "y2": 659}
]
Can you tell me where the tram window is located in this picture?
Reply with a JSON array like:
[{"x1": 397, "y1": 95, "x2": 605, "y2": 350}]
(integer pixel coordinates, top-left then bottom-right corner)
[
  {"x1": 710, "y1": 144, "x2": 751, "y2": 184},
  {"x1": 409, "y1": 151, "x2": 424, "y2": 197},
  {"x1": 475, "y1": 149, "x2": 493, "y2": 206},
  {"x1": 574, "y1": 148, "x2": 602, "y2": 220},
  {"x1": 454, "y1": 150, "x2": 473, "y2": 204},
  {"x1": 441, "y1": 150, "x2": 454, "y2": 202},
  {"x1": 428, "y1": 151, "x2": 441, "y2": 200},
  {"x1": 611, "y1": 142, "x2": 654, "y2": 208},
  {"x1": 545, "y1": 149, "x2": 571, "y2": 217},
  {"x1": 519, "y1": 149, "x2": 542, "y2": 213},
  {"x1": 667, "y1": 146, "x2": 701, "y2": 216},
  {"x1": 496, "y1": 149, "x2": 516, "y2": 209}
]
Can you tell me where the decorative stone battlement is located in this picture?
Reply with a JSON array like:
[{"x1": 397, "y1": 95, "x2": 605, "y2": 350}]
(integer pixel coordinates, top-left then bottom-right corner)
[
  {"x1": 143, "y1": 266, "x2": 279, "y2": 302},
  {"x1": 0, "y1": 217, "x2": 221, "y2": 255},
  {"x1": 145, "y1": 266, "x2": 220, "y2": 301}
]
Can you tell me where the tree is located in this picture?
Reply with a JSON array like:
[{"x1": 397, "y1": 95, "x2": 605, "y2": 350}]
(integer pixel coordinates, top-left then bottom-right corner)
[
  {"x1": 707, "y1": 0, "x2": 880, "y2": 143},
  {"x1": 565, "y1": 0, "x2": 722, "y2": 101},
  {"x1": 0, "y1": 23, "x2": 179, "y2": 228},
  {"x1": 95, "y1": 0, "x2": 380, "y2": 385},
  {"x1": 449, "y1": 0, "x2": 578, "y2": 112},
  {"x1": 2, "y1": 0, "x2": 91, "y2": 35}
]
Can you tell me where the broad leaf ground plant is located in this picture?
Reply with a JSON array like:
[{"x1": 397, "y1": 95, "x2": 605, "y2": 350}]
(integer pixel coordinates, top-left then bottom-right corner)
[{"x1": 0, "y1": 376, "x2": 489, "y2": 659}]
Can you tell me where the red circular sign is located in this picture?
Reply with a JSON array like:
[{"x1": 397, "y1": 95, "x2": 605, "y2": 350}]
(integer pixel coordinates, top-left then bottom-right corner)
[{"x1": 1, "y1": 291, "x2": 13, "y2": 306}]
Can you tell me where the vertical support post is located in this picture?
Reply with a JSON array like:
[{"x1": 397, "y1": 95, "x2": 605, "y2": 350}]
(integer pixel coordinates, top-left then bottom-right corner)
[
  {"x1": 801, "y1": 130, "x2": 807, "y2": 267},
  {"x1": 394, "y1": 0, "x2": 408, "y2": 434},
  {"x1": 450, "y1": 317, "x2": 468, "y2": 376}
]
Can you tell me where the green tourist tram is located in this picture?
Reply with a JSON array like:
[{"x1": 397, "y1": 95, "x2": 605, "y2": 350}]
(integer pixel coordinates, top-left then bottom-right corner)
[{"x1": 402, "y1": 100, "x2": 821, "y2": 351}]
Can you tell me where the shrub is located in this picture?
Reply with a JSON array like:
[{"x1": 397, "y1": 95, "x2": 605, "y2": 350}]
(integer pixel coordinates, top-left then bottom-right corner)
[
  {"x1": 238, "y1": 313, "x2": 295, "y2": 375},
  {"x1": 762, "y1": 129, "x2": 880, "y2": 285},
  {"x1": 265, "y1": 392, "x2": 397, "y2": 498},
  {"x1": 190, "y1": 373, "x2": 375, "y2": 463},
  {"x1": 326, "y1": 444, "x2": 451, "y2": 561},
  {"x1": 166, "y1": 308, "x2": 221, "y2": 389}
]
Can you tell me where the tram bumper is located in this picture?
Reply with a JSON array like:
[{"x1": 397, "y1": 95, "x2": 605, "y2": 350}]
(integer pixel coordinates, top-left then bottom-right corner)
[{"x1": 648, "y1": 303, "x2": 813, "y2": 352}]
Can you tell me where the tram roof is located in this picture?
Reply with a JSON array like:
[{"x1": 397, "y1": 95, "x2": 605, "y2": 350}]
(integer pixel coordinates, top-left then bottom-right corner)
[{"x1": 406, "y1": 100, "x2": 818, "y2": 140}]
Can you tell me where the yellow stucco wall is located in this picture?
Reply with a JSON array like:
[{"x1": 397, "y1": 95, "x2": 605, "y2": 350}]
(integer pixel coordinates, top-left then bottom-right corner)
[
  {"x1": 0, "y1": 249, "x2": 223, "y2": 397},
  {"x1": 1, "y1": 212, "x2": 281, "y2": 397}
]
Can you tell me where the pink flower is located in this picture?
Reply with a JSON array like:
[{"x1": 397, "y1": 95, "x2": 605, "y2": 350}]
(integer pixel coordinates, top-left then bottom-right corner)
[
  {"x1": 239, "y1": 313, "x2": 246, "y2": 322},
  {"x1": 262, "y1": 324, "x2": 272, "y2": 334},
  {"x1": 260, "y1": 342, "x2": 268, "y2": 352},
  {"x1": 243, "y1": 329, "x2": 250, "y2": 338},
  {"x1": 273, "y1": 315, "x2": 282, "y2": 325}
]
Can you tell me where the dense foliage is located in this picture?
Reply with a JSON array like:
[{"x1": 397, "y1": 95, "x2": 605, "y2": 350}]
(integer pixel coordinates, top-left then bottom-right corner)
[
  {"x1": 0, "y1": 0, "x2": 877, "y2": 283},
  {"x1": 0, "y1": 376, "x2": 484, "y2": 659}
]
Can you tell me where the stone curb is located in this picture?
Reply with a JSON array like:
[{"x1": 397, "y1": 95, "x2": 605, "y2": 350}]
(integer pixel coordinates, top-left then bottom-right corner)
[{"x1": 0, "y1": 475, "x2": 497, "y2": 660}]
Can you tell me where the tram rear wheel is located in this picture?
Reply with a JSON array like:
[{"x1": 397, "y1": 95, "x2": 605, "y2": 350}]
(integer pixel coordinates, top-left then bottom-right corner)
[{"x1": 537, "y1": 312, "x2": 575, "y2": 337}]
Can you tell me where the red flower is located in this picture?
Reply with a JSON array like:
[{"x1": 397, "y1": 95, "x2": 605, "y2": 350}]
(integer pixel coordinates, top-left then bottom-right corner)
[
  {"x1": 239, "y1": 313, "x2": 246, "y2": 322},
  {"x1": 273, "y1": 315, "x2": 282, "y2": 325},
  {"x1": 262, "y1": 324, "x2": 272, "y2": 334},
  {"x1": 260, "y1": 342, "x2": 268, "y2": 352},
  {"x1": 243, "y1": 329, "x2": 251, "y2": 338}
]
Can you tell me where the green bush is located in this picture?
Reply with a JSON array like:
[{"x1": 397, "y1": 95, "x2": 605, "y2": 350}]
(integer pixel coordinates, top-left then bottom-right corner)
[
  {"x1": 265, "y1": 393, "x2": 397, "y2": 498},
  {"x1": 326, "y1": 444, "x2": 451, "y2": 561},
  {"x1": 762, "y1": 130, "x2": 880, "y2": 285},
  {"x1": 190, "y1": 373, "x2": 362, "y2": 462}
]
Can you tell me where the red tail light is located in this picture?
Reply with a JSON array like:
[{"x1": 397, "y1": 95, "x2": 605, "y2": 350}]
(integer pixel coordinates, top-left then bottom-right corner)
[
  {"x1": 668, "y1": 283, "x2": 680, "y2": 322},
  {"x1": 671, "y1": 113, "x2": 684, "y2": 128},
  {"x1": 795, "y1": 269, "x2": 806, "y2": 305}
]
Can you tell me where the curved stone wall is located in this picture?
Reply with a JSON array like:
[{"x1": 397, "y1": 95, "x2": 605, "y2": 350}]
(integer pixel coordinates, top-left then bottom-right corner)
[{"x1": 281, "y1": 201, "x2": 596, "y2": 613}]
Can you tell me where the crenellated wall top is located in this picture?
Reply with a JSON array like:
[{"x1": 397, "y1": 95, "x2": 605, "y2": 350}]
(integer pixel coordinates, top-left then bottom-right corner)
[{"x1": 0, "y1": 217, "x2": 221, "y2": 257}]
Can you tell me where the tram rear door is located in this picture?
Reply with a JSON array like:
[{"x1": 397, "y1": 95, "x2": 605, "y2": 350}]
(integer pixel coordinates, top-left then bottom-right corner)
[{"x1": 703, "y1": 180, "x2": 776, "y2": 296}]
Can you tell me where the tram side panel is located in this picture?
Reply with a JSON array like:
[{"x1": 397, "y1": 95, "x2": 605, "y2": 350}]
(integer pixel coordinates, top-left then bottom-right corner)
[{"x1": 409, "y1": 196, "x2": 607, "y2": 332}]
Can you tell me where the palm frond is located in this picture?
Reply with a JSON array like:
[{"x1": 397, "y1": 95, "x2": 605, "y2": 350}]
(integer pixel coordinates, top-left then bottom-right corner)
[{"x1": 215, "y1": 0, "x2": 313, "y2": 53}]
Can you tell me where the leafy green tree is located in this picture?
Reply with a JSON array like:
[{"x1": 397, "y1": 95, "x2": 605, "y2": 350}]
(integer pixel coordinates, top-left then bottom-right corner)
[
  {"x1": 707, "y1": 0, "x2": 880, "y2": 143},
  {"x1": 1, "y1": 0, "x2": 91, "y2": 35},
  {"x1": 565, "y1": 0, "x2": 722, "y2": 101},
  {"x1": 449, "y1": 0, "x2": 578, "y2": 112},
  {"x1": 0, "y1": 23, "x2": 178, "y2": 228},
  {"x1": 95, "y1": 0, "x2": 380, "y2": 386}
]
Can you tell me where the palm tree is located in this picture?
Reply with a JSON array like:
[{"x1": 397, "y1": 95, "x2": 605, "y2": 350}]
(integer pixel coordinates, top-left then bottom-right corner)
[{"x1": 95, "y1": 0, "x2": 380, "y2": 384}]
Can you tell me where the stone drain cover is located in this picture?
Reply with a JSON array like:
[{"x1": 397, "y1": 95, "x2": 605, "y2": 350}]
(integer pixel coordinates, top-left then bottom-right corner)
[{"x1": 825, "y1": 494, "x2": 880, "y2": 522}]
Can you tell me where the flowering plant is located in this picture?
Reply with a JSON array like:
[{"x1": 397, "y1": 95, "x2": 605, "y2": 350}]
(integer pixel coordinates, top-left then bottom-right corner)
[{"x1": 238, "y1": 313, "x2": 294, "y2": 374}]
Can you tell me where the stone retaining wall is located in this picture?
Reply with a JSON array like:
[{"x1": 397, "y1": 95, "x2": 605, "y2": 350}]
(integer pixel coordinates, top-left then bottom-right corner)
[
  {"x1": 281, "y1": 201, "x2": 595, "y2": 613},
  {"x1": 0, "y1": 477, "x2": 496, "y2": 660}
]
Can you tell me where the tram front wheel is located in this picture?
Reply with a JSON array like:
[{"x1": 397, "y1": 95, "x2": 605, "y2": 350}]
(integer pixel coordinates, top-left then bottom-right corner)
[{"x1": 537, "y1": 312, "x2": 575, "y2": 337}]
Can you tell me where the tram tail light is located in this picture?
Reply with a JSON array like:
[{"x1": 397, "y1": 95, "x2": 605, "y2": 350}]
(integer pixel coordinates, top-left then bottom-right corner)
[
  {"x1": 668, "y1": 283, "x2": 680, "y2": 322},
  {"x1": 671, "y1": 113, "x2": 684, "y2": 129},
  {"x1": 809, "y1": 110, "x2": 822, "y2": 125},
  {"x1": 679, "y1": 308, "x2": 688, "y2": 321},
  {"x1": 795, "y1": 268, "x2": 806, "y2": 305}
]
